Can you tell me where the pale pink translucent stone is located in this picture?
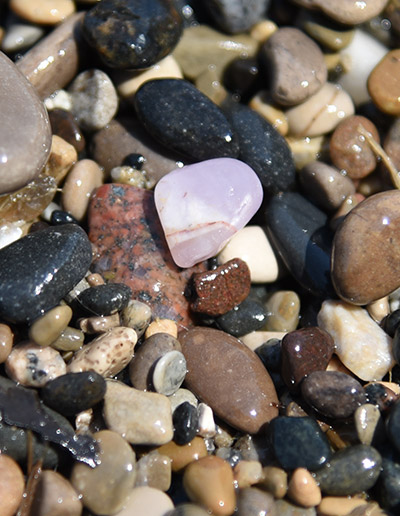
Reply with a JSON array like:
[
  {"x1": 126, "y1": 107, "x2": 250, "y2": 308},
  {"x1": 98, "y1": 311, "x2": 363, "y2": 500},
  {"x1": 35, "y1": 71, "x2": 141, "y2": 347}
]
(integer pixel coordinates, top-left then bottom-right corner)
[{"x1": 154, "y1": 158, "x2": 263, "y2": 268}]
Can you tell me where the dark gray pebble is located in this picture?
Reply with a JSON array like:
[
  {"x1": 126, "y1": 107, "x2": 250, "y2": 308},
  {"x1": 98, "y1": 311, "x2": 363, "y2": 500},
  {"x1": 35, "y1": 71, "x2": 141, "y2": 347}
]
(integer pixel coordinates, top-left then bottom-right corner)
[
  {"x1": 365, "y1": 382, "x2": 397, "y2": 412},
  {"x1": 203, "y1": 0, "x2": 270, "y2": 34},
  {"x1": 236, "y1": 487, "x2": 276, "y2": 516},
  {"x1": 134, "y1": 79, "x2": 239, "y2": 161},
  {"x1": 76, "y1": 283, "x2": 132, "y2": 316},
  {"x1": 215, "y1": 298, "x2": 267, "y2": 337},
  {"x1": 269, "y1": 416, "x2": 331, "y2": 471},
  {"x1": 377, "y1": 448, "x2": 400, "y2": 512},
  {"x1": 383, "y1": 309, "x2": 400, "y2": 337},
  {"x1": 315, "y1": 444, "x2": 382, "y2": 496},
  {"x1": 173, "y1": 401, "x2": 199, "y2": 445},
  {"x1": 50, "y1": 210, "x2": 79, "y2": 226},
  {"x1": 255, "y1": 338, "x2": 282, "y2": 372},
  {"x1": 386, "y1": 400, "x2": 400, "y2": 454},
  {"x1": 0, "y1": 224, "x2": 92, "y2": 323}
]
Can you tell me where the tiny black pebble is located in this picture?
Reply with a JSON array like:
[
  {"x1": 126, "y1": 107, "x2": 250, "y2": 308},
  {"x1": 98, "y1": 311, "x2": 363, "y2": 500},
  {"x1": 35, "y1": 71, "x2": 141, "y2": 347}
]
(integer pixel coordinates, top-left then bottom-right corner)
[
  {"x1": 173, "y1": 402, "x2": 198, "y2": 445},
  {"x1": 51, "y1": 210, "x2": 79, "y2": 226}
]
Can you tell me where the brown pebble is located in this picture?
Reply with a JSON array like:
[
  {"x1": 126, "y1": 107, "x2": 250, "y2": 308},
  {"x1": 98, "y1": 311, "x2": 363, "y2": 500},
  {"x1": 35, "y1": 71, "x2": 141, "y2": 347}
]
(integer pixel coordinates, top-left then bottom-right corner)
[
  {"x1": 86, "y1": 273, "x2": 105, "y2": 287},
  {"x1": 0, "y1": 323, "x2": 13, "y2": 363},
  {"x1": 48, "y1": 108, "x2": 85, "y2": 153},
  {"x1": 329, "y1": 115, "x2": 379, "y2": 179},
  {"x1": 258, "y1": 466, "x2": 288, "y2": 499},
  {"x1": 318, "y1": 496, "x2": 368, "y2": 516},
  {"x1": 330, "y1": 193, "x2": 365, "y2": 231},
  {"x1": 145, "y1": 319, "x2": 178, "y2": 339},
  {"x1": 31, "y1": 469, "x2": 82, "y2": 516},
  {"x1": 183, "y1": 456, "x2": 236, "y2": 516},
  {"x1": 29, "y1": 305, "x2": 73, "y2": 347},
  {"x1": 233, "y1": 460, "x2": 263, "y2": 488},
  {"x1": 135, "y1": 452, "x2": 172, "y2": 492},
  {"x1": 51, "y1": 326, "x2": 84, "y2": 352},
  {"x1": 157, "y1": 436, "x2": 208, "y2": 473},
  {"x1": 43, "y1": 135, "x2": 78, "y2": 185},
  {"x1": 190, "y1": 258, "x2": 251, "y2": 316},
  {"x1": 79, "y1": 313, "x2": 120, "y2": 334},
  {"x1": 0, "y1": 454, "x2": 25, "y2": 516},
  {"x1": 368, "y1": 49, "x2": 400, "y2": 115},
  {"x1": 288, "y1": 468, "x2": 322, "y2": 508}
]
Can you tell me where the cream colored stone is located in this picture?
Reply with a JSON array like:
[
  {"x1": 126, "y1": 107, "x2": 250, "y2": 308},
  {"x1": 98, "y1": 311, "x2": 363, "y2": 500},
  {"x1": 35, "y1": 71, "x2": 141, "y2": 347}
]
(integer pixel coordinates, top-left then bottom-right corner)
[
  {"x1": 250, "y1": 19, "x2": 278, "y2": 42},
  {"x1": 317, "y1": 300, "x2": 395, "y2": 381},
  {"x1": 67, "y1": 327, "x2": 137, "y2": 377},
  {"x1": 286, "y1": 83, "x2": 354, "y2": 137},
  {"x1": 288, "y1": 468, "x2": 321, "y2": 508},
  {"x1": 198, "y1": 402, "x2": 216, "y2": 438},
  {"x1": 218, "y1": 226, "x2": 279, "y2": 283},
  {"x1": 249, "y1": 91, "x2": 288, "y2": 136},
  {"x1": 234, "y1": 460, "x2": 263, "y2": 489},
  {"x1": 318, "y1": 495, "x2": 368, "y2": 516},
  {"x1": 354, "y1": 403, "x2": 382, "y2": 446},
  {"x1": 29, "y1": 305, "x2": 73, "y2": 347},
  {"x1": 115, "y1": 55, "x2": 183, "y2": 98},
  {"x1": 10, "y1": 0, "x2": 75, "y2": 25},
  {"x1": 113, "y1": 486, "x2": 174, "y2": 516},
  {"x1": 240, "y1": 331, "x2": 287, "y2": 351},
  {"x1": 286, "y1": 135, "x2": 328, "y2": 170},
  {"x1": 263, "y1": 290, "x2": 300, "y2": 332},
  {"x1": 258, "y1": 466, "x2": 288, "y2": 499},
  {"x1": 62, "y1": 159, "x2": 103, "y2": 221},
  {"x1": 0, "y1": 454, "x2": 25, "y2": 516},
  {"x1": 195, "y1": 65, "x2": 227, "y2": 105},
  {"x1": 44, "y1": 89, "x2": 72, "y2": 111},
  {"x1": 145, "y1": 319, "x2": 178, "y2": 339},
  {"x1": 103, "y1": 380, "x2": 173, "y2": 446},
  {"x1": 367, "y1": 296, "x2": 389, "y2": 323},
  {"x1": 31, "y1": 470, "x2": 82, "y2": 516},
  {"x1": 79, "y1": 313, "x2": 120, "y2": 334},
  {"x1": 43, "y1": 135, "x2": 78, "y2": 185}
]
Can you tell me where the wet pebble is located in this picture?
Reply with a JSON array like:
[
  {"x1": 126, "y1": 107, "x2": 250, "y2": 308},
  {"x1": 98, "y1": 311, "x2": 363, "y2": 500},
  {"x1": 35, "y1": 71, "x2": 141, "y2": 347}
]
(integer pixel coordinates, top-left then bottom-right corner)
[
  {"x1": 0, "y1": 324, "x2": 13, "y2": 363},
  {"x1": 236, "y1": 487, "x2": 276, "y2": 516},
  {"x1": 354, "y1": 404, "x2": 383, "y2": 446},
  {"x1": 197, "y1": 403, "x2": 216, "y2": 438},
  {"x1": 120, "y1": 299, "x2": 152, "y2": 338},
  {"x1": 48, "y1": 108, "x2": 85, "y2": 153},
  {"x1": 233, "y1": 460, "x2": 263, "y2": 488},
  {"x1": 10, "y1": 0, "x2": 75, "y2": 25},
  {"x1": 297, "y1": 0, "x2": 388, "y2": 25},
  {"x1": 249, "y1": 91, "x2": 288, "y2": 135},
  {"x1": 0, "y1": 454, "x2": 25, "y2": 516},
  {"x1": 317, "y1": 496, "x2": 369, "y2": 516},
  {"x1": 216, "y1": 297, "x2": 267, "y2": 337},
  {"x1": 203, "y1": 0, "x2": 270, "y2": 34},
  {"x1": 79, "y1": 314, "x2": 120, "y2": 334},
  {"x1": 169, "y1": 388, "x2": 198, "y2": 413},
  {"x1": 377, "y1": 451, "x2": 400, "y2": 513},
  {"x1": 158, "y1": 436, "x2": 208, "y2": 473},
  {"x1": 173, "y1": 401, "x2": 199, "y2": 445},
  {"x1": 274, "y1": 499, "x2": 316, "y2": 516},
  {"x1": 114, "y1": 486, "x2": 174, "y2": 516},
  {"x1": 153, "y1": 350, "x2": 187, "y2": 396},
  {"x1": 2, "y1": 16, "x2": 44, "y2": 53},
  {"x1": 288, "y1": 468, "x2": 322, "y2": 508},
  {"x1": 44, "y1": 134, "x2": 77, "y2": 185},
  {"x1": 145, "y1": 318, "x2": 178, "y2": 339},
  {"x1": 50, "y1": 210, "x2": 79, "y2": 226},
  {"x1": 135, "y1": 452, "x2": 171, "y2": 492},
  {"x1": 29, "y1": 305, "x2": 72, "y2": 347},
  {"x1": 264, "y1": 291, "x2": 301, "y2": 332},
  {"x1": 76, "y1": 283, "x2": 132, "y2": 316},
  {"x1": 31, "y1": 469, "x2": 82, "y2": 516},
  {"x1": 368, "y1": 49, "x2": 400, "y2": 115}
]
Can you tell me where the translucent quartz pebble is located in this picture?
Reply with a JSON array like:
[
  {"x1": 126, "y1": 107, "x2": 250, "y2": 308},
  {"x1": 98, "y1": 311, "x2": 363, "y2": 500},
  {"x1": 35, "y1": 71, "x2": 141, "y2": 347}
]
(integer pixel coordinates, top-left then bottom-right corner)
[{"x1": 154, "y1": 158, "x2": 263, "y2": 268}]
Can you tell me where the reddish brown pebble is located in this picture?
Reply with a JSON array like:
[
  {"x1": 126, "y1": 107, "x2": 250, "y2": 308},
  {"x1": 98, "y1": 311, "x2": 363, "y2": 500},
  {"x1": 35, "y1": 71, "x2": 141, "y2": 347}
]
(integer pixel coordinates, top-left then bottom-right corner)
[
  {"x1": 0, "y1": 323, "x2": 13, "y2": 363},
  {"x1": 180, "y1": 327, "x2": 278, "y2": 434},
  {"x1": 190, "y1": 258, "x2": 251, "y2": 316},
  {"x1": 281, "y1": 327, "x2": 335, "y2": 392},
  {"x1": 384, "y1": 117, "x2": 400, "y2": 171},
  {"x1": 0, "y1": 454, "x2": 25, "y2": 516},
  {"x1": 329, "y1": 115, "x2": 379, "y2": 179},
  {"x1": 368, "y1": 49, "x2": 400, "y2": 115},
  {"x1": 157, "y1": 436, "x2": 208, "y2": 473}
]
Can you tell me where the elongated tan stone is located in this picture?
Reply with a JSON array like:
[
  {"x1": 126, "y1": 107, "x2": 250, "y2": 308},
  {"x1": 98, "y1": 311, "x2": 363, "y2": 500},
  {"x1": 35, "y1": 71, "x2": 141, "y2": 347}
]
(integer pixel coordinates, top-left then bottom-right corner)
[{"x1": 10, "y1": 0, "x2": 75, "y2": 25}]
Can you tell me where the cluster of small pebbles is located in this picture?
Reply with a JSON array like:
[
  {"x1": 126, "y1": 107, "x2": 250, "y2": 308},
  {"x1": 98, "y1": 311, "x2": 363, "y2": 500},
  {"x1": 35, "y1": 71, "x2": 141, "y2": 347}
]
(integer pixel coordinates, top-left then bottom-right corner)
[{"x1": 3, "y1": 0, "x2": 400, "y2": 515}]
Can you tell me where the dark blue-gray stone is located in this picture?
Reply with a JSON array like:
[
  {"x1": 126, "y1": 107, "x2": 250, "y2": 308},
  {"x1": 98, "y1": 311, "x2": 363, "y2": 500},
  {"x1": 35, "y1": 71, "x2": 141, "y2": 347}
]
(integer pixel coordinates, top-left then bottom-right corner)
[
  {"x1": 386, "y1": 400, "x2": 400, "y2": 454},
  {"x1": 376, "y1": 447, "x2": 400, "y2": 512},
  {"x1": 203, "y1": 0, "x2": 270, "y2": 34},
  {"x1": 315, "y1": 444, "x2": 382, "y2": 496},
  {"x1": 134, "y1": 79, "x2": 239, "y2": 161},
  {"x1": 215, "y1": 298, "x2": 267, "y2": 337},
  {"x1": 255, "y1": 339, "x2": 282, "y2": 372},
  {"x1": 76, "y1": 283, "x2": 132, "y2": 316},
  {"x1": 0, "y1": 224, "x2": 92, "y2": 323},
  {"x1": 226, "y1": 103, "x2": 296, "y2": 195},
  {"x1": 269, "y1": 416, "x2": 331, "y2": 471},
  {"x1": 265, "y1": 192, "x2": 334, "y2": 297}
]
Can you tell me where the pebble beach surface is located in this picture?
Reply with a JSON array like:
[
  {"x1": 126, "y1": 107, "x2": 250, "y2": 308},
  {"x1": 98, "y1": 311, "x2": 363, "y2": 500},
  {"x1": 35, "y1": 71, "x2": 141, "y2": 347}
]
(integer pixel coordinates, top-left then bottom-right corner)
[{"x1": 2, "y1": 1, "x2": 400, "y2": 515}]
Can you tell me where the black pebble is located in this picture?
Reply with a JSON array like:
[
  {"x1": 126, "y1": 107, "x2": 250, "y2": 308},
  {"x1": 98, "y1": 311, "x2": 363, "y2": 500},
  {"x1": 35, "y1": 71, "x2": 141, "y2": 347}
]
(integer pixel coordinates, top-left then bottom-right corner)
[
  {"x1": 135, "y1": 79, "x2": 239, "y2": 161},
  {"x1": 255, "y1": 338, "x2": 282, "y2": 372},
  {"x1": 377, "y1": 448, "x2": 400, "y2": 512},
  {"x1": 223, "y1": 57, "x2": 262, "y2": 101},
  {"x1": 51, "y1": 210, "x2": 79, "y2": 226},
  {"x1": 386, "y1": 400, "x2": 400, "y2": 454},
  {"x1": 122, "y1": 153, "x2": 146, "y2": 170},
  {"x1": 215, "y1": 298, "x2": 267, "y2": 337},
  {"x1": 365, "y1": 383, "x2": 397, "y2": 412},
  {"x1": 76, "y1": 283, "x2": 132, "y2": 316},
  {"x1": 383, "y1": 309, "x2": 400, "y2": 337},
  {"x1": 173, "y1": 402, "x2": 198, "y2": 445}
]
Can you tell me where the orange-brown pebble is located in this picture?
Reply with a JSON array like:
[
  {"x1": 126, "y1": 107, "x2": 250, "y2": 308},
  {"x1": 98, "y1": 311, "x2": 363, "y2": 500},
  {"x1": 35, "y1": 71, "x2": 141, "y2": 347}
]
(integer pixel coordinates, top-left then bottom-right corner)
[
  {"x1": 157, "y1": 436, "x2": 208, "y2": 473},
  {"x1": 144, "y1": 319, "x2": 178, "y2": 339},
  {"x1": 0, "y1": 323, "x2": 13, "y2": 363},
  {"x1": 368, "y1": 49, "x2": 400, "y2": 115},
  {"x1": 183, "y1": 456, "x2": 236, "y2": 516},
  {"x1": 43, "y1": 135, "x2": 78, "y2": 185},
  {"x1": 330, "y1": 193, "x2": 365, "y2": 231},
  {"x1": 367, "y1": 296, "x2": 389, "y2": 323},
  {"x1": 287, "y1": 468, "x2": 321, "y2": 508},
  {"x1": 329, "y1": 116, "x2": 379, "y2": 179},
  {"x1": 0, "y1": 454, "x2": 25, "y2": 516},
  {"x1": 233, "y1": 460, "x2": 263, "y2": 488},
  {"x1": 318, "y1": 495, "x2": 368, "y2": 515},
  {"x1": 86, "y1": 273, "x2": 105, "y2": 287}
]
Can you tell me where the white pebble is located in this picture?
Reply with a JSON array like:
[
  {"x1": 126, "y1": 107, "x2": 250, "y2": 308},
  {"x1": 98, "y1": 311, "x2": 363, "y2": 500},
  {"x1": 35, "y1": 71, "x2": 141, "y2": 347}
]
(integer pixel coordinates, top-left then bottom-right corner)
[
  {"x1": 2, "y1": 18, "x2": 44, "y2": 53},
  {"x1": 0, "y1": 221, "x2": 25, "y2": 250},
  {"x1": 44, "y1": 89, "x2": 72, "y2": 111},
  {"x1": 198, "y1": 403, "x2": 216, "y2": 438},
  {"x1": 152, "y1": 350, "x2": 187, "y2": 396}
]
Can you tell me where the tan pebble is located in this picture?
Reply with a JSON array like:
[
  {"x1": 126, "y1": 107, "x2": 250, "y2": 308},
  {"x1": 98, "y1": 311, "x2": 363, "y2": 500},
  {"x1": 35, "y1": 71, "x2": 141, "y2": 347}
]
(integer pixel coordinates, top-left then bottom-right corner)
[
  {"x1": 285, "y1": 400, "x2": 308, "y2": 418},
  {"x1": 0, "y1": 323, "x2": 13, "y2": 363},
  {"x1": 0, "y1": 454, "x2": 25, "y2": 516},
  {"x1": 318, "y1": 495, "x2": 368, "y2": 516},
  {"x1": 51, "y1": 326, "x2": 84, "y2": 352},
  {"x1": 286, "y1": 82, "x2": 354, "y2": 137},
  {"x1": 115, "y1": 55, "x2": 183, "y2": 98},
  {"x1": 286, "y1": 134, "x2": 329, "y2": 170},
  {"x1": 257, "y1": 466, "x2": 287, "y2": 499},
  {"x1": 250, "y1": 19, "x2": 278, "y2": 42},
  {"x1": 214, "y1": 424, "x2": 235, "y2": 448},
  {"x1": 183, "y1": 456, "x2": 236, "y2": 516},
  {"x1": 112, "y1": 486, "x2": 174, "y2": 516},
  {"x1": 75, "y1": 408, "x2": 93, "y2": 435},
  {"x1": 145, "y1": 318, "x2": 178, "y2": 339},
  {"x1": 288, "y1": 468, "x2": 321, "y2": 508},
  {"x1": 195, "y1": 65, "x2": 227, "y2": 105},
  {"x1": 29, "y1": 305, "x2": 73, "y2": 347},
  {"x1": 240, "y1": 330, "x2": 287, "y2": 351},
  {"x1": 10, "y1": 0, "x2": 75, "y2": 25},
  {"x1": 79, "y1": 313, "x2": 120, "y2": 334},
  {"x1": 43, "y1": 135, "x2": 78, "y2": 185},
  {"x1": 354, "y1": 403, "x2": 382, "y2": 446},
  {"x1": 121, "y1": 299, "x2": 152, "y2": 338},
  {"x1": 168, "y1": 388, "x2": 198, "y2": 414},
  {"x1": 368, "y1": 49, "x2": 400, "y2": 116},
  {"x1": 367, "y1": 297, "x2": 389, "y2": 323},
  {"x1": 86, "y1": 273, "x2": 105, "y2": 286},
  {"x1": 135, "y1": 452, "x2": 171, "y2": 491},
  {"x1": 71, "y1": 430, "x2": 136, "y2": 515},
  {"x1": 263, "y1": 290, "x2": 300, "y2": 332},
  {"x1": 62, "y1": 159, "x2": 103, "y2": 221},
  {"x1": 31, "y1": 469, "x2": 82, "y2": 516},
  {"x1": 249, "y1": 91, "x2": 288, "y2": 135},
  {"x1": 234, "y1": 460, "x2": 263, "y2": 488},
  {"x1": 67, "y1": 326, "x2": 137, "y2": 377},
  {"x1": 376, "y1": 381, "x2": 400, "y2": 395},
  {"x1": 330, "y1": 193, "x2": 365, "y2": 231},
  {"x1": 326, "y1": 355, "x2": 354, "y2": 376},
  {"x1": 110, "y1": 165, "x2": 155, "y2": 189},
  {"x1": 157, "y1": 436, "x2": 208, "y2": 473}
]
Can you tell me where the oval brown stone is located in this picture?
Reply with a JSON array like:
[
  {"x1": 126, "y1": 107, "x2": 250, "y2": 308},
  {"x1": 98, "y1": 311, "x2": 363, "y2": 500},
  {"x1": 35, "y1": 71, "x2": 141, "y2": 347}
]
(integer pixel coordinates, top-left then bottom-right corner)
[
  {"x1": 368, "y1": 49, "x2": 400, "y2": 116},
  {"x1": 332, "y1": 190, "x2": 400, "y2": 305},
  {"x1": 180, "y1": 327, "x2": 278, "y2": 434}
]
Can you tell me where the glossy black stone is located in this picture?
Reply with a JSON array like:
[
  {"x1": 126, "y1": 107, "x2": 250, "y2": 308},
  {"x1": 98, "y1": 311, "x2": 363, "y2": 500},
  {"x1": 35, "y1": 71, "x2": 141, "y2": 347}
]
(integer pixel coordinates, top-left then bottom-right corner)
[
  {"x1": 203, "y1": 0, "x2": 270, "y2": 34},
  {"x1": 122, "y1": 153, "x2": 146, "y2": 170},
  {"x1": 83, "y1": 0, "x2": 183, "y2": 69},
  {"x1": 386, "y1": 400, "x2": 400, "y2": 454},
  {"x1": 50, "y1": 210, "x2": 79, "y2": 226},
  {"x1": 383, "y1": 309, "x2": 400, "y2": 337},
  {"x1": 215, "y1": 298, "x2": 267, "y2": 337},
  {"x1": 0, "y1": 225, "x2": 92, "y2": 323},
  {"x1": 134, "y1": 79, "x2": 239, "y2": 161},
  {"x1": 315, "y1": 444, "x2": 382, "y2": 496},
  {"x1": 173, "y1": 401, "x2": 199, "y2": 445},
  {"x1": 226, "y1": 103, "x2": 296, "y2": 195},
  {"x1": 223, "y1": 58, "x2": 262, "y2": 101},
  {"x1": 365, "y1": 383, "x2": 397, "y2": 412},
  {"x1": 269, "y1": 416, "x2": 331, "y2": 471},
  {"x1": 377, "y1": 448, "x2": 400, "y2": 513},
  {"x1": 255, "y1": 339, "x2": 282, "y2": 372},
  {"x1": 41, "y1": 372, "x2": 106, "y2": 416},
  {"x1": 76, "y1": 283, "x2": 132, "y2": 316},
  {"x1": 265, "y1": 192, "x2": 335, "y2": 297}
]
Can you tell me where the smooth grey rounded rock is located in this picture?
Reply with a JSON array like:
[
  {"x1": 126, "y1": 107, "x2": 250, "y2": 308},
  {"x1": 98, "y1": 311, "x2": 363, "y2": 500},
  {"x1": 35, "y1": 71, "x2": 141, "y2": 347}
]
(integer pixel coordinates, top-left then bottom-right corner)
[
  {"x1": 236, "y1": 487, "x2": 276, "y2": 516},
  {"x1": 203, "y1": 0, "x2": 270, "y2": 34},
  {"x1": 153, "y1": 350, "x2": 187, "y2": 396}
]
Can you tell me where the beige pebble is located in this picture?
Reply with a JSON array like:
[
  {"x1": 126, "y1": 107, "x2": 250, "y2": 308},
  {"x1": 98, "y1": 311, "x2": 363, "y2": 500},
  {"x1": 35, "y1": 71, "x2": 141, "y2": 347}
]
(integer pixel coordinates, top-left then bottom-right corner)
[
  {"x1": 10, "y1": 0, "x2": 75, "y2": 25},
  {"x1": 112, "y1": 486, "x2": 174, "y2": 516},
  {"x1": 263, "y1": 290, "x2": 300, "y2": 332},
  {"x1": 195, "y1": 65, "x2": 227, "y2": 105},
  {"x1": 367, "y1": 297, "x2": 389, "y2": 323},
  {"x1": 86, "y1": 273, "x2": 105, "y2": 287},
  {"x1": 354, "y1": 403, "x2": 382, "y2": 446},
  {"x1": 43, "y1": 135, "x2": 78, "y2": 185},
  {"x1": 121, "y1": 299, "x2": 152, "y2": 338},
  {"x1": 103, "y1": 379, "x2": 173, "y2": 446},
  {"x1": 250, "y1": 19, "x2": 278, "y2": 42},
  {"x1": 249, "y1": 91, "x2": 288, "y2": 135},
  {"x1": 288, "y1": 468, "x2": 322, "y2": 508},
  {"x1": 145, "y1": 319, "x2": 178, "y2": 339},
  {"x1": 286, "y1": 82, "x2": 354, "y2": 137},
  {"x1": 51, "y1": 326, "x2": 84, "y2": 352},
  {"x1": 157, "y1": 436, "x2": 208, "y2": 473},
  {"x1": 218, "y1": 226, "x2": 279, "y2": 283},
  {"x1": 286, "y1": 134, "x2": 329, "y2": 170},
  {"x1": 326, "y1": 355, "x2": 354, "y2": 376},
  {"x1": 71, "y1": 430, "x2": 136, "y2": 516},
  {"x1": 62, "y1": 159, "x2": 103, "y2": 221},
  {"x1": 135, "y1": 452, "x2": 172, "y2": 492},
  {"x1": 169, "y1": 388, "x2": 198, "y2": 413},
  {"x1": 0, "y1": 454, "x2": 25, "y2": 516},
  {"x1": 240, "y1": 330, "x2": 287, "y2": 351},
  {"x1": 29, "y1": 305, "x2": 72, "y2": 347},
  {"x1": 75, "y1": 408, "x2": 93, "y2": 435},
  {"x1": 68, "y1": 326, "x2": 137, "y2": 377},
  {"x1": 258, "y1": 466, "x2": 288, "y2": 499},
  {"x1": 6, "y1": 341, "x2": 66, "y2": 387},
  {"x1": 31, "y1": 469, "x2": 82, "y2": 516},
  {"x1": 115, "y1": 55, "x2": 183, "y2": 98},
  {"x1": 110, "y1": 166, "x2": 155, "y2": 189},
  {"x1": 79, "y1": 313, "x2": 120, "y2": 334},
  {"x1": 318, "y1": 496, "x2": 368, "y2": 516},
  {"x1": 0, "y1": 323, "x2": 13, "y2": 363},
  {"x1": 214, "y1": 425, "x2": 235, "y2": 449},
  {"x1": 183, "y1": 456, "x2": 236, "y2": 516},
  {"x1": 234, "y1": 460, "x2": 263, "y2": 489},
  {"x1": 44, "y1": 89, "x2": 72, "y2": 111},
  {"x1": 197, "y1": 402, "x2": 216, "y2": 438}
]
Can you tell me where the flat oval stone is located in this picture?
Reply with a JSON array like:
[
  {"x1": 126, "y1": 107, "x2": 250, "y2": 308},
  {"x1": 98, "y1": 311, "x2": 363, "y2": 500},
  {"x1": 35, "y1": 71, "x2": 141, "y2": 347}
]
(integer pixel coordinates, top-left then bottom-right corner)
[
  {"x1": 135, "y1": 79, "x2": 239, "y2": 161},
  {"x1": 368, "y1": 49, "x2": 400, "y2": 116},
  {"x1": 180, "y1": 327, "x2": 279, "y2": 434},
  {"x1": 332, "y1": 191, "x2": 400, "y2": 305},
  {"x1": 83, "y1": 0, "x2": 183, "y2": 69},
  {"x1": 112, "y1": 486, "x2": 174, "y2": 516},
  {"x1": 0, "y1": 50, "x2": 51, "y2": 194},
  {"x1": 153, "y1": 350, "x2": 187, "y2": 396},
  {"x1": 314, "y1": 444, "x2": 382, "y2": 496},
  {"x1": 0, "y1": 454, "x2": 25, "y2": 516},
  {"x1": 76, "y1": 283, "x2": 132, "y2": 316},
  {"x1": 216, "y1": 298, "x2": 268, "y2": 337},
  {"x1": 30, "y1": 469, "x2": 82, "y2": 516}
]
